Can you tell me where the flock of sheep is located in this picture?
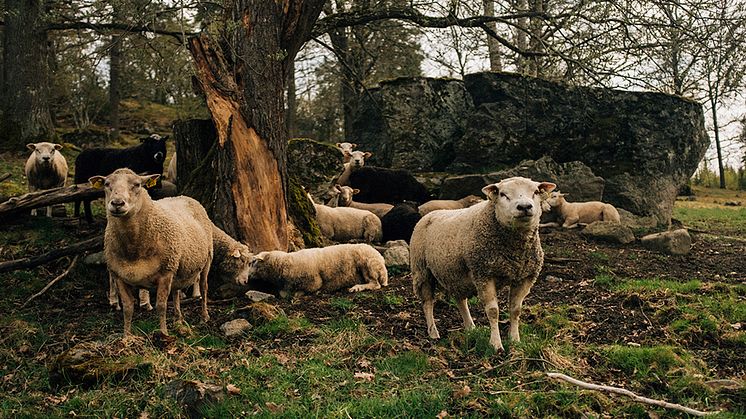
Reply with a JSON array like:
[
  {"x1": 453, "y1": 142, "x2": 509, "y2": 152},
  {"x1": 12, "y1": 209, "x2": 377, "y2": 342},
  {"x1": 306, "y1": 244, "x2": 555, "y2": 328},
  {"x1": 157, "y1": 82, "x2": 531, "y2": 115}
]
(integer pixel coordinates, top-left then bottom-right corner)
[{"x1": 22, "y1": 138, "x2": 622, "y2": 351}]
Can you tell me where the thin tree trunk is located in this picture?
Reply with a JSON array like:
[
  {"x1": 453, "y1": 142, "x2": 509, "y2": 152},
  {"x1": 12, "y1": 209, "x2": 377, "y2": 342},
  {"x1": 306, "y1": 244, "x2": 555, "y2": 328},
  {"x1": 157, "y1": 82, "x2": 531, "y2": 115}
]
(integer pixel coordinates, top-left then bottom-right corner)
[
  {"x1": 1, "y1": 0, "x2": 55, "y2": 150},
  {"x1": 528, "y1": 0, "x2": 544, "y2": 76},
  {"x1": 482, "y1": 0, "x2": 502, "y2": 72},
  {"x1": 512, "y1": 0, "x2": 529, "y2": 73},
  {"x1": 710, "y1": 96, "x2": 726, "y2": 189},
  {"x1": 109, "y1": 34, "x2": 122, "y2": 139},
  {"x1": 286, "y1": 59, "x2": 298, "y2": 138}
]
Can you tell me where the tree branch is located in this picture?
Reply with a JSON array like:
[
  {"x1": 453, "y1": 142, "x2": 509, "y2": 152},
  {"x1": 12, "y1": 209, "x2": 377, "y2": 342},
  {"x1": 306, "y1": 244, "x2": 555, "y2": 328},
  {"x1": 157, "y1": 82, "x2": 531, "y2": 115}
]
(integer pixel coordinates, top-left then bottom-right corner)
[
  {"x1": 0, "y1": 236, "x2": 103, "y2": 274},
  {"x1": 22, "y1": 255, "x2": 80, "y2": 308},
  {"x1": 46, "y1": 21, "x2": 196, "y2": 42}
]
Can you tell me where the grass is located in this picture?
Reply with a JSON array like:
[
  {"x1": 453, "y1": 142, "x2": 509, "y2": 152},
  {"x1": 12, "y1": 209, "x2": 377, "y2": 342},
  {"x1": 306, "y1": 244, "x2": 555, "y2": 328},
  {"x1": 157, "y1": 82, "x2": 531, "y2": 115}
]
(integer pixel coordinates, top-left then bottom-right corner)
[{"x1": 674, "y1": 205, "x2": 746, "y2": 236}]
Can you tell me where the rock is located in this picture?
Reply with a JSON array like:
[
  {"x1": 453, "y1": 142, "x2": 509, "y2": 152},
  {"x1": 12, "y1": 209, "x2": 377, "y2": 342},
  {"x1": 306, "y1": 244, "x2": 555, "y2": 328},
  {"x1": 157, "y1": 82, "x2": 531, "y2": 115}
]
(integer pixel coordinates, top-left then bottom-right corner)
[
  {"x1": 49, "y1": 342, "x2": 152, "y2": 388},
  {"x1": 245, "y1": 290, "x2": 275, "y2": 303},
  {"x1": 581, "y1": 221, "x2": 635, "y2": 244},
  {"x1": 220, "y1": 319, "x2": 251, "y2": 338},
  {"x1": 618, "y1": 208, "x2": 659, "y2": 230},
  {"x1": 440, "y1": 156, "x2": 604, "y2": 202},
  {"x1": 724, "y1": 201, "x2": 741, "y2": 207},
  {"x1": 287, "y1": 138, "x2": 343, "y2": 201},
  {"x1": 84, "y1": 251, "x2": 106, "y2": 266},
  {"x1": 641, "y1": 229, "x2": 692, "y2": 255},
  {"x1": 380, "y1": 240, "x2": 410, "y2": 268},
  {"x1": 351, "y1": 77, "x2": 472, "y2": 171},
  {"x1": 236, "y1": 302, "x2": 285, "y2": 325},
  {"x1": 353, "y1": 72, "x2": 709, "y2": 225},
  {"x1": 166, "y1": 379, "x2": 229, "y2": 419},
  {"x1": 287, "y1": 176, "x2": 323, "y2": 248}
]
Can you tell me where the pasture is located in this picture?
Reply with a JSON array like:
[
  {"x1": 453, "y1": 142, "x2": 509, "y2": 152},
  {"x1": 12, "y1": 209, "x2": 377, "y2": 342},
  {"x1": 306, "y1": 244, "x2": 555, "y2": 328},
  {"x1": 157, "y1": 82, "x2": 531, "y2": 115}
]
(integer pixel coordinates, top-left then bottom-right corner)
[{"x1": 0, "y1": 157, "x2": 744, "y2": 417}]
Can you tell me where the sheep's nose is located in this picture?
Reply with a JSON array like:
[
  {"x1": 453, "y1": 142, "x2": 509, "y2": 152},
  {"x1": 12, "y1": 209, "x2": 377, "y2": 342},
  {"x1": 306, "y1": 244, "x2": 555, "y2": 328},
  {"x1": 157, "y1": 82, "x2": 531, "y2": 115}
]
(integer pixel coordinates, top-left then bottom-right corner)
[
  {"x1": 110, "y1": 198, "x2": 125, "y2": 208},
  {"x1": 42, "y1": 156, "x2": 50, "y2": 161},
  {"x1": 517, "y1": 203, "x2": 533, "y2": 214}
]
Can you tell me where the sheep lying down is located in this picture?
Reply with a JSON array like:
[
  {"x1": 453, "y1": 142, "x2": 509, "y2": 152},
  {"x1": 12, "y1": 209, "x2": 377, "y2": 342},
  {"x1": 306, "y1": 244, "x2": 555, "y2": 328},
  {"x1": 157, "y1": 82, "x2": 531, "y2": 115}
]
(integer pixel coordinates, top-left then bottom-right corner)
[
  {"x1": 242, "y1": 243, "x2": 388, "y2": 297},
  {"x1": 411, "y1": 176, "x2": 556, "y2": 351},
  {"x1": 540, "y1": 191, "x2": 620, "y2": 228}
]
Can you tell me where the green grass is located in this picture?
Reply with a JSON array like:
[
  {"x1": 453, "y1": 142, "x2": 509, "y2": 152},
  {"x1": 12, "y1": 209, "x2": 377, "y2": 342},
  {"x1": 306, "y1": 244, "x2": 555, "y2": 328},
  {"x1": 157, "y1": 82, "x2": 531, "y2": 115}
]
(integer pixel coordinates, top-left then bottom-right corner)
[
  {"x1": 329, "y1": 297, "x2": 355, "y2": 312},
  {"x1": 674, "y1": 205, "x2": 746, "y2": 236}
]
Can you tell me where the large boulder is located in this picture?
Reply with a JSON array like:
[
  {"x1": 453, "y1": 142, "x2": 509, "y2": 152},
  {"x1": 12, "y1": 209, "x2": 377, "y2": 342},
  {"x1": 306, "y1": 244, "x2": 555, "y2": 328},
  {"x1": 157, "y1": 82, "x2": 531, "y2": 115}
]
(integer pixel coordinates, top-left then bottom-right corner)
[
  {"x1": 352, "y1": 73, "x2": 709, "y2": 225},
  {"x1": 641, "y1": 229, "x2": 692, "y2": 255},
  {"x1": 351, "y1": 77, "x2": 472, "y2": 171},
  {"x1": 287, "y1": 138, "x2": 343, "y2": 200},
  {"x1": 440, "y1": 156, "x2": 604, "y2": 202}
]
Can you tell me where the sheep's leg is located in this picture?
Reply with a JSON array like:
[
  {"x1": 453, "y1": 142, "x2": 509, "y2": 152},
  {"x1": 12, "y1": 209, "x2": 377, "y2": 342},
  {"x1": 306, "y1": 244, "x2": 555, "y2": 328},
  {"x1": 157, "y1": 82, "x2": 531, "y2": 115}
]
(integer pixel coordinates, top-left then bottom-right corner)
[
  {"x1": 139, "y1": 289, "x2": 153, "y2": 310},
  {"x1": 45, "y1": 205, "x2": 53, "y2": 217},
  {"x1": 74, "y1": 200, "x2": 81, "y2": 218},
  {"x1": 156, "y1": 275, "x2": 173, "y2": 335},
  {"x1": 423, "y1": 299, "x2": 440, "y2": 339},
  {"x1": 562, "y1": 217, "x2": 580, "y2": 229},
  {"x1": 172, "y1": 289, "x2": 183, "y2": 325},
  {"x1": 477, "y1": 280, "x2": 503, "y2": 352},
  {"x1": 84, "y1": 200, "x2": 93, "y2": 223},
  {"x1": 116, "y1": 278, "x2": 135, "y2": 336},
  {"x1": 108, "y1": 273, "x2": 121, "y2": 310},
  {"x1": 508, "y1": 280, "x2": 534, "y2": 342},
  {"x1": 539, "y1": 222, "x2": 560, "y2": 228},
  {"x1": 414, "y1": 269, "x2": 440, "y2": 339},
  {"x1": 199, "y1": 264, "x2": 210, "y2": 323},
  {"x1": 456, "y1": 298, "x2": 476, "y2": 331},
  {"x1": 349, "y1": 281, "x2": 381, "y2": 293},
  {"x1": 191, "y1": 283, "x2": 201, "y2": 299}
]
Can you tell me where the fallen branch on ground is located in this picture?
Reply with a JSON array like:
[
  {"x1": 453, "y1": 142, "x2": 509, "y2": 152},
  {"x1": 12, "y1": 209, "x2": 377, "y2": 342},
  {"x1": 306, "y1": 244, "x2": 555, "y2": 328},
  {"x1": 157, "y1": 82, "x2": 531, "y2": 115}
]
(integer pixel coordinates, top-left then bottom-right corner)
[
  {"x1": 0, "y1": 236, "x2": 103, "y2": 273},
  {"x1": 547, "y1": 372, "x2": 719, "y2": 416},
  {"x1": 0, "y1": 183, "x2": 103, "y2": 218},
  {"x1": 22, "y1": 255, "x2": 79, "y2": 307},
  {"x1": 0, "y1": 173, "x2": 10, "y2": 183}
]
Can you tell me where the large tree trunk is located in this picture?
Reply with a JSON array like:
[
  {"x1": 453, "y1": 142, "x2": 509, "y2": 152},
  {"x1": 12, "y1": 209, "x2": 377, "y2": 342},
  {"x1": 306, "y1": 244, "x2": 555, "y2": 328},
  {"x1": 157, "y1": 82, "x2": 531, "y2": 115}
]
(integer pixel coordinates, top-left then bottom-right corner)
[
  {"x1": 1, "y1": 0, "x2": 55, "y2": 151},
  {"x1": 286, "y1": 59, "x2": 298, "y2": 138}
]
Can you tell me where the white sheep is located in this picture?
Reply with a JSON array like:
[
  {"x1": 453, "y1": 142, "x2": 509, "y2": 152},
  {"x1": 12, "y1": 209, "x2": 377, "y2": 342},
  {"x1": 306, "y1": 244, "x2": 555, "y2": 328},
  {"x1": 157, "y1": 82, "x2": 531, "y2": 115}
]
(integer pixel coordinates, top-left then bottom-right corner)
[
  {"x1": 326, "y1": 185, "x2": 393, "y2": 219},
  {"x1": 167, "y1": 154, "x2": 177, "y2": 183},
  {"x1": 410, "y1": 176, "x2": 556, "y2": 351},
  {"x1": 336, "y1": 151, "x2": 371, "y2": 185},
  {"x1": 90, "y1": 168, "x2": 213, "y2": 336},
  {"x1": 25, "y1": 142, "x2": 68, "y2": 216},
  {"x1": 242, "y1": 243, "x2": 388, "y2": 296},
  {"x1": 336, "y1": 142, "x2": 357, "y2": 163},
  {"x1": 418, "y1": 195, "x2": 483, "y2": 216},
  {"x1": 314, "y1": 203, "x2": 382, "y2": 243},
  {"x1": 541, "y1": 191, "x2": 621, "y2": 228}
]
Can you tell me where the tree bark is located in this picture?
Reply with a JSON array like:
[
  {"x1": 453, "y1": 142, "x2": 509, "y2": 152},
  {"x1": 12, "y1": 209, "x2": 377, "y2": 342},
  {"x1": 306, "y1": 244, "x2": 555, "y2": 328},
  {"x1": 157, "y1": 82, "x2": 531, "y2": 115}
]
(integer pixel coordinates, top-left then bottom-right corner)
[
  {"x1": 109, "y1": 34, "x2": 122, "y2": 139},
  {"x1": 0, "y1": 184, "x2": 103, "y2": 219},
  {"x1": 286, "y1": 59, "x2": 298, "y2": 138},
  {"x1": 184, "y1": 0, "x2": 325, "y2": 252},
  {"x1": 482, "y1": 0, "x2": 503, "y2": 71},
  {"x1": 1, "y1": 0, "x2": 54, "y2": 151}
]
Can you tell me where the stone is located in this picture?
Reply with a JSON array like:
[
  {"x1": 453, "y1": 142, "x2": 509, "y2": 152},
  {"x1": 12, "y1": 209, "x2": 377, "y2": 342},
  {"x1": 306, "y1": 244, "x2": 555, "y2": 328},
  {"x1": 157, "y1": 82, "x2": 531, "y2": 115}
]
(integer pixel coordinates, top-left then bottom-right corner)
[
  {"x1": 581, "y1": 221, "x2": 635, "y2": 244},
  {"x1": 84, "y1": 251, "x2": 106, "y2": 266},
  {"x1": 641, "y1": 229, "x2": 692, "y2": 255},
  {"x1": 618, "y1": 208, "x2": 659, "y2": 230},
  {"x1": 287, "y1": 138, "x2": 343, "y2": 201},
  {"x1": 166, "y1": 379, "x2": 228, "y2": 419},
  {"x1": 236, "y1": 302, "x2": 285, "y2": 325},
  {"x1": 49, "y1": 342, "x2": 152, "y2": 388},
  {"x1": 439, "y1": 156, "x2": 604, "y2": 202},
  {"x1": 220, "y1": 319, "x2": 251, "y2": 338},
  {"x1": 381, "y1": 240, "x2": 410, "y2": 268},
  {"x1": 245, "y1": 290, "x2": 275, "y2": 303}
]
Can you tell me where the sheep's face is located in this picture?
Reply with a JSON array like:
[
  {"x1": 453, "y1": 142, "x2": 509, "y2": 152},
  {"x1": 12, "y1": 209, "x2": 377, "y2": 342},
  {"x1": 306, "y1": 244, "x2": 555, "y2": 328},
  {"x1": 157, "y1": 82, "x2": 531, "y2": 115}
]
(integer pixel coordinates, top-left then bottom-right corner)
[
  {"x1": 337, "y1": 185, "x2": 358, "y2": 206},
  {"x1": 227, "y1": 244, "x2": 253, "y2": 285},
  {"x1": 336, "y1": 142, "x2": 357, "y2": 160},
  {"x1": 90, "y1": 168, "x2": 160, "y2": 218},
  {"x1": 349, "y1": 151, "x2": 372, "y2": 169},
  {"x1": 27, "y1": 142, "x2": 62, "y2": 166},
  {"x1": 245, "y1": 252, "x2": 270, "y2": 282},
  {"x1": 140, "y1": 135, "x2": 167, "y2": 165},
  {"x1": 543, "y1": 192, "x2": 566, "y2": 209},
  {"x1": 482, "y1": 177, "x2": 556, "y2": 229},
  {"x1": 460, "y1": 195, "x2": 484, "y2": 208}
]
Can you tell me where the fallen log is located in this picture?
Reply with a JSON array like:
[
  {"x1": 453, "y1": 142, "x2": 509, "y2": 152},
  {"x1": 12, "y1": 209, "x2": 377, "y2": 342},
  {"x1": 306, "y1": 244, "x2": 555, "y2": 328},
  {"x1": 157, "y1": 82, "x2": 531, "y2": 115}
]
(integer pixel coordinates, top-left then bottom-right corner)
[
  {"x1": 0, "y1": 236, "x2": 103, "y2": 273},
  {"x1": 0, "y1": 184, "x2": 104, "y2": 219}
]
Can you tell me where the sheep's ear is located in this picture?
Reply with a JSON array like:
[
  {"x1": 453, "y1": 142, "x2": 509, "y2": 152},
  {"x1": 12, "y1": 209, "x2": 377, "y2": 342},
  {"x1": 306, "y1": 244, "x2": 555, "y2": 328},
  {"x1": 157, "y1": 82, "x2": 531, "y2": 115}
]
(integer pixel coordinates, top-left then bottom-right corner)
[
  {"x1": 363, "y1": 152, "x2": 372, "y2": 159},
  {"x1": 142, "y1": 174, "x2": 160, "y2": 189},
  {"x1": 53, "y1": 144, "x2": 63, "y2": 150},
  {"x1": 26, "y1": 143, "x2": 36, "y2": 151},
  {"x1": 335, "y1": 143, "x2": 342, "y2": 148},
  {"x1": 538, "y1": 182, "x2": 556, "y2": 193},
  {"x1": 334, "y1": 184, "x2": 342, "y2": 192},
  {"x1": 89, "y1": 176, "x2": 106, "y2": 189},
  {"x1": 352, "y1": 188, "x2": 360, "y2": 195},
  {"x1": 482, "y1": 184, "x2": 499, "y2": 200},
  {"x1": 160, "y1": 135, "x2": 169, "y2": 141},
  {"x1": 231, "y1": 248, "x2": 242, "y2": 258},
  {"x1": 351, "y1": 143, "x2": 357, "y2": 148}
]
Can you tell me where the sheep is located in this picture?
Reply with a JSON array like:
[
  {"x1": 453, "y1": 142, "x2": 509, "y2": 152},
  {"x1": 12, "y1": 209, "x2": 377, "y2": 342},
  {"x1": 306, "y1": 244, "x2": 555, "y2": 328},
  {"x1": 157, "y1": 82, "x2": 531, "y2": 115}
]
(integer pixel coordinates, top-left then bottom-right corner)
[
  {"x1": 314, "y1": 202, "x2": 383, "y2": 243},
  {"x1": 381, "y1": 201, "x2": 422, "y2": 243},
  {"x1": 167, "y1": 154, "x2": 177, "y2": 183},
  {"x1": 24, "y1": 142, "x2": 68, "y2": 216},
  {"x1": 418, "y1": 195, "x2": 483, "y2": 217},
  {"x1": 541, "y1": 191, "x2": 621, "y2": 228},
  {"x1": 336, "y1": 152, "x2": 431, "y2": 204},
  {"x1": 90, "y1": 168, "x2": 213, "y2": 336},
  {"x1": 336, "y1": 142, "x2": 357, "y2": 163},
  {"x1": 410, "y1": 176, "x2": 556, "y2": 351},
  {"x1": 74, "y1": 134, "x2": 167, "y2": 223},
  {"x1": 241, "y1": 243, "x2": 388, "y2": 296},
  {"x1": 326, "y1": 185, "x2": 393, "y2": 219}
]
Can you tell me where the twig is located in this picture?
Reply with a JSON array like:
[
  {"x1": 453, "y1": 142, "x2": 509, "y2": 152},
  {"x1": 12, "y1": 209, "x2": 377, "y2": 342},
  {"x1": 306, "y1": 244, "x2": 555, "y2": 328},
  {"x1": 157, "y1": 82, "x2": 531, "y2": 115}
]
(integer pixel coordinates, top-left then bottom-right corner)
[
  {"x1": 0, "y1": 173, "x2": 10, "y2": 183},
  {"x1": 22, "y1": 255, "x2": 79, "y2": 308},
  {"x1": 544, "y1": 257, "x2": 582, "y2": 264},
  {"x1": 0, "y1": 236, "x2": 103, "y2": 273},
  {"x1": 547, "y1": 372, "x2": 719, "y2": 416}
]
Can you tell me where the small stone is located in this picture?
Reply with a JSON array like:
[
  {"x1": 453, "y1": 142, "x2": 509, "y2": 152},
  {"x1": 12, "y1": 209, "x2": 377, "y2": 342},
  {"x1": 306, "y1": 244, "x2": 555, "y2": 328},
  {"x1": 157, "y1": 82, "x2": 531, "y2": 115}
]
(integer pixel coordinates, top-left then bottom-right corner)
[
  {"x1": 220, "y1": 319, "x2": 251, "y2": 338},
  {"x1": 382, "y1": 240, "x2": 410, "y2": 268},
  {"x1": 83, "y1": 251, "x2": 106, "y2": 266},
  {"x1": 245, "y1": 290, "x2": 275, "y2": 303},
  {"x1": 641, "y1": 229, "x2": 692, "y2": 255},
  {"x1": 166, "y1": 379, "x2": 227, "y2": 419}
]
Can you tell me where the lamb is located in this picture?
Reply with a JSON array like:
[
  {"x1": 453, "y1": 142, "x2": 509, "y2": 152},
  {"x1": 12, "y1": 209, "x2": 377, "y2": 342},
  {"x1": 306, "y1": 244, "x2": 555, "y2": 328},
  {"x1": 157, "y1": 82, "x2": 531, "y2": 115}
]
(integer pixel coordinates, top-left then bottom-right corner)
[
  {"x1": 541, "y1": 191, "x2": 621, "y2": 228},
  {"x1": 241, "y1": 243, "x2": 388, "y2": 296},
  {"x1": 410, "y1": 176, "x2": 556, "y2": 351},
  {"x1": 418, "y1": 195, "x2": 483, "y2": 217},
  {"x1": 24, "y1": 142, "x2": 68, "y2": 216},
  {"x1": 336, "y1": 151, "x2": 431, "y2": 204},
  {"x1": 336, "y1": 142, "x2": 357, "y2": 163},
  {"x1": 381, "y1": 201, "x2": 422, "y2": 243},
  {"x1": 326, "y1": 185, "x2": 393, "y2": 219},
  {"x1": 167, "y1": 154, "x2": 177, "y2": 183},
  {"x1": 91, "y1": 168, "x2": 213, "y2": 336},
  {"x1": 314, "y1": 202, "x2": 383, "y2": 243},
  {"x1": 74, "y1": 134, "x2": 167, "y2": 222}
]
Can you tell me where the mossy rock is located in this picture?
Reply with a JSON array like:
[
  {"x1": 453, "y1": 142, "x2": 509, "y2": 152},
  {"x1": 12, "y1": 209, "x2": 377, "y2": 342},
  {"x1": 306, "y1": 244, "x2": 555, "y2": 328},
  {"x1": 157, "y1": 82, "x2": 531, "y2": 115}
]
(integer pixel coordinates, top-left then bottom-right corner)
[
  {"x1": 287, "y1": 138, "x2": 343, "y2": 200},
  {"x1": 287, "y1": 176, "x2": 323, "y2": 248},
  {"x1": 49, "y1": 342, "x2": 152, "y2": 389}
]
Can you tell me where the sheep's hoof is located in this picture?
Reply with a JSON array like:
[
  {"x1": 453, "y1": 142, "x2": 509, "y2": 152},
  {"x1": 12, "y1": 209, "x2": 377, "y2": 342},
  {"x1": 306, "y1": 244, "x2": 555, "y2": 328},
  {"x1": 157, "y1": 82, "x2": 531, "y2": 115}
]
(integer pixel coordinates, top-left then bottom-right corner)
[
  {"x1": 349, "y1": 285, "x2": 366, "y2": 293},
  {"x1": 490, "y1": 341, "x2": 505, "y2": 353},
  {"x1": 140, "y1": 303, "x2": 153, "y2": 311},
  {"x1": 427, "y1": 326, "x2": 440, "y2": 339},
  {"x1": 110, "y1": 302, "x2": 121, "y2": 311}
]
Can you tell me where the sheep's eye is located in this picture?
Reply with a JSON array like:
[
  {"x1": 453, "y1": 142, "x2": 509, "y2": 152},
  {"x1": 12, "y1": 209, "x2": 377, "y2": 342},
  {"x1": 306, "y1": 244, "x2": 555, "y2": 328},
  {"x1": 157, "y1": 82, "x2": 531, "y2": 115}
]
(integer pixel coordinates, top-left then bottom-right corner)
[
  {"x1": 133, "y1": 183, "x2": 141, "y2": 189},
  {"x1": 534, "y1": 190, "x2": 540, "y2": 195},
  {"x1": 499, "y1": 192, "x2": 509, "y2": 200}
]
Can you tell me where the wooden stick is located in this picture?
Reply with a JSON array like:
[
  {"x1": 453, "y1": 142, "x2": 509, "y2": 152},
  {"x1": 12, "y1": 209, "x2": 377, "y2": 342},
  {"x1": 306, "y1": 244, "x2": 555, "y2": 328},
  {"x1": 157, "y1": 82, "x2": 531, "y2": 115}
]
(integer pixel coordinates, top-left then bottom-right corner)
[
  {"x1": 547, "y1": 372, "x2": 719, "y2": 416},
  {"x1": 22, "y1": 255, "x2": 80, "y2": 307},
  {"x1": 0, "y1": 183, "x2": 103, "y2": 217},
  {"x1": 0, "y1": 173, "x2": 10, "y2": 183},
  {"x1": 0, "y1": 236, "x2": 103, "y2": 273}
]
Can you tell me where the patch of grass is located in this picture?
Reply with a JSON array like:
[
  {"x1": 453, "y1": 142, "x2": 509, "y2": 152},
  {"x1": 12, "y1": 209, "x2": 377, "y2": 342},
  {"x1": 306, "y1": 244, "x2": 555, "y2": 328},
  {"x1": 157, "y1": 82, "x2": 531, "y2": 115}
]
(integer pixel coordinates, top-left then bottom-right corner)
[
  {"x1": 674, "y1": 205, "x2": 746, "y2": 236},
  {"x1": 600, "y1": 345, "x2": 692, "y2": 380},
  {"x1": 386, "y1": 265, "x2": 409, "y2": 277},
  {"x1": 615, "y1": 278, "x2": 702, "y2": 294},
  {"x1": 454, "y1": 327, "x2": 497, "y2": 358},
  {"x1": 330, "y1": 297, "x2": 355, "y2": 312},
  {"x1": 185, "y1": 334, "x2": 227, "y2": 349},
  {"x1": 382, "y1": 294, "x2": 404, "y2": 306},
  {"x1": 589, "y1": 251, "x2": 610, "y2": 262},
  {"x1": 593, "y1": 273, "x2": 615, "y2": 288},
  {"x1": 375, "y1": 350, "x2": 430, "y2": 379},
  {"x1": 251, "y1": 315, "x2": 309, "y2": 339}
]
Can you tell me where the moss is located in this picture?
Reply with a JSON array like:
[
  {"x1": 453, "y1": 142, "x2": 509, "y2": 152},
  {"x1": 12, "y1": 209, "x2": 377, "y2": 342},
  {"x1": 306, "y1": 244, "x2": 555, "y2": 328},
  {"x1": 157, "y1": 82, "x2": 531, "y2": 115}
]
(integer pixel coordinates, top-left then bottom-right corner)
[{"x1": 287, "y1": 176, "x2": 323, "y2": 248}]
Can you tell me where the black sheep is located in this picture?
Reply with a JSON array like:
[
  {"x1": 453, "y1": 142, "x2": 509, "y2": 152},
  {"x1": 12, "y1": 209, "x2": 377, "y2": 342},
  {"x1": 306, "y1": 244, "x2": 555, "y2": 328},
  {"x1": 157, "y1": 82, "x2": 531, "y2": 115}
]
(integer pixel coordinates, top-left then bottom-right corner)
[
  {"x1": 381, "y1": 201, "x2": 422, "y2": 243},
  {"x1": 74, "y1": 134, "x2": 167, "y2": 222},
  {"x1": 348, "y1": 166, "x2": 431, "y2": 204}
]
